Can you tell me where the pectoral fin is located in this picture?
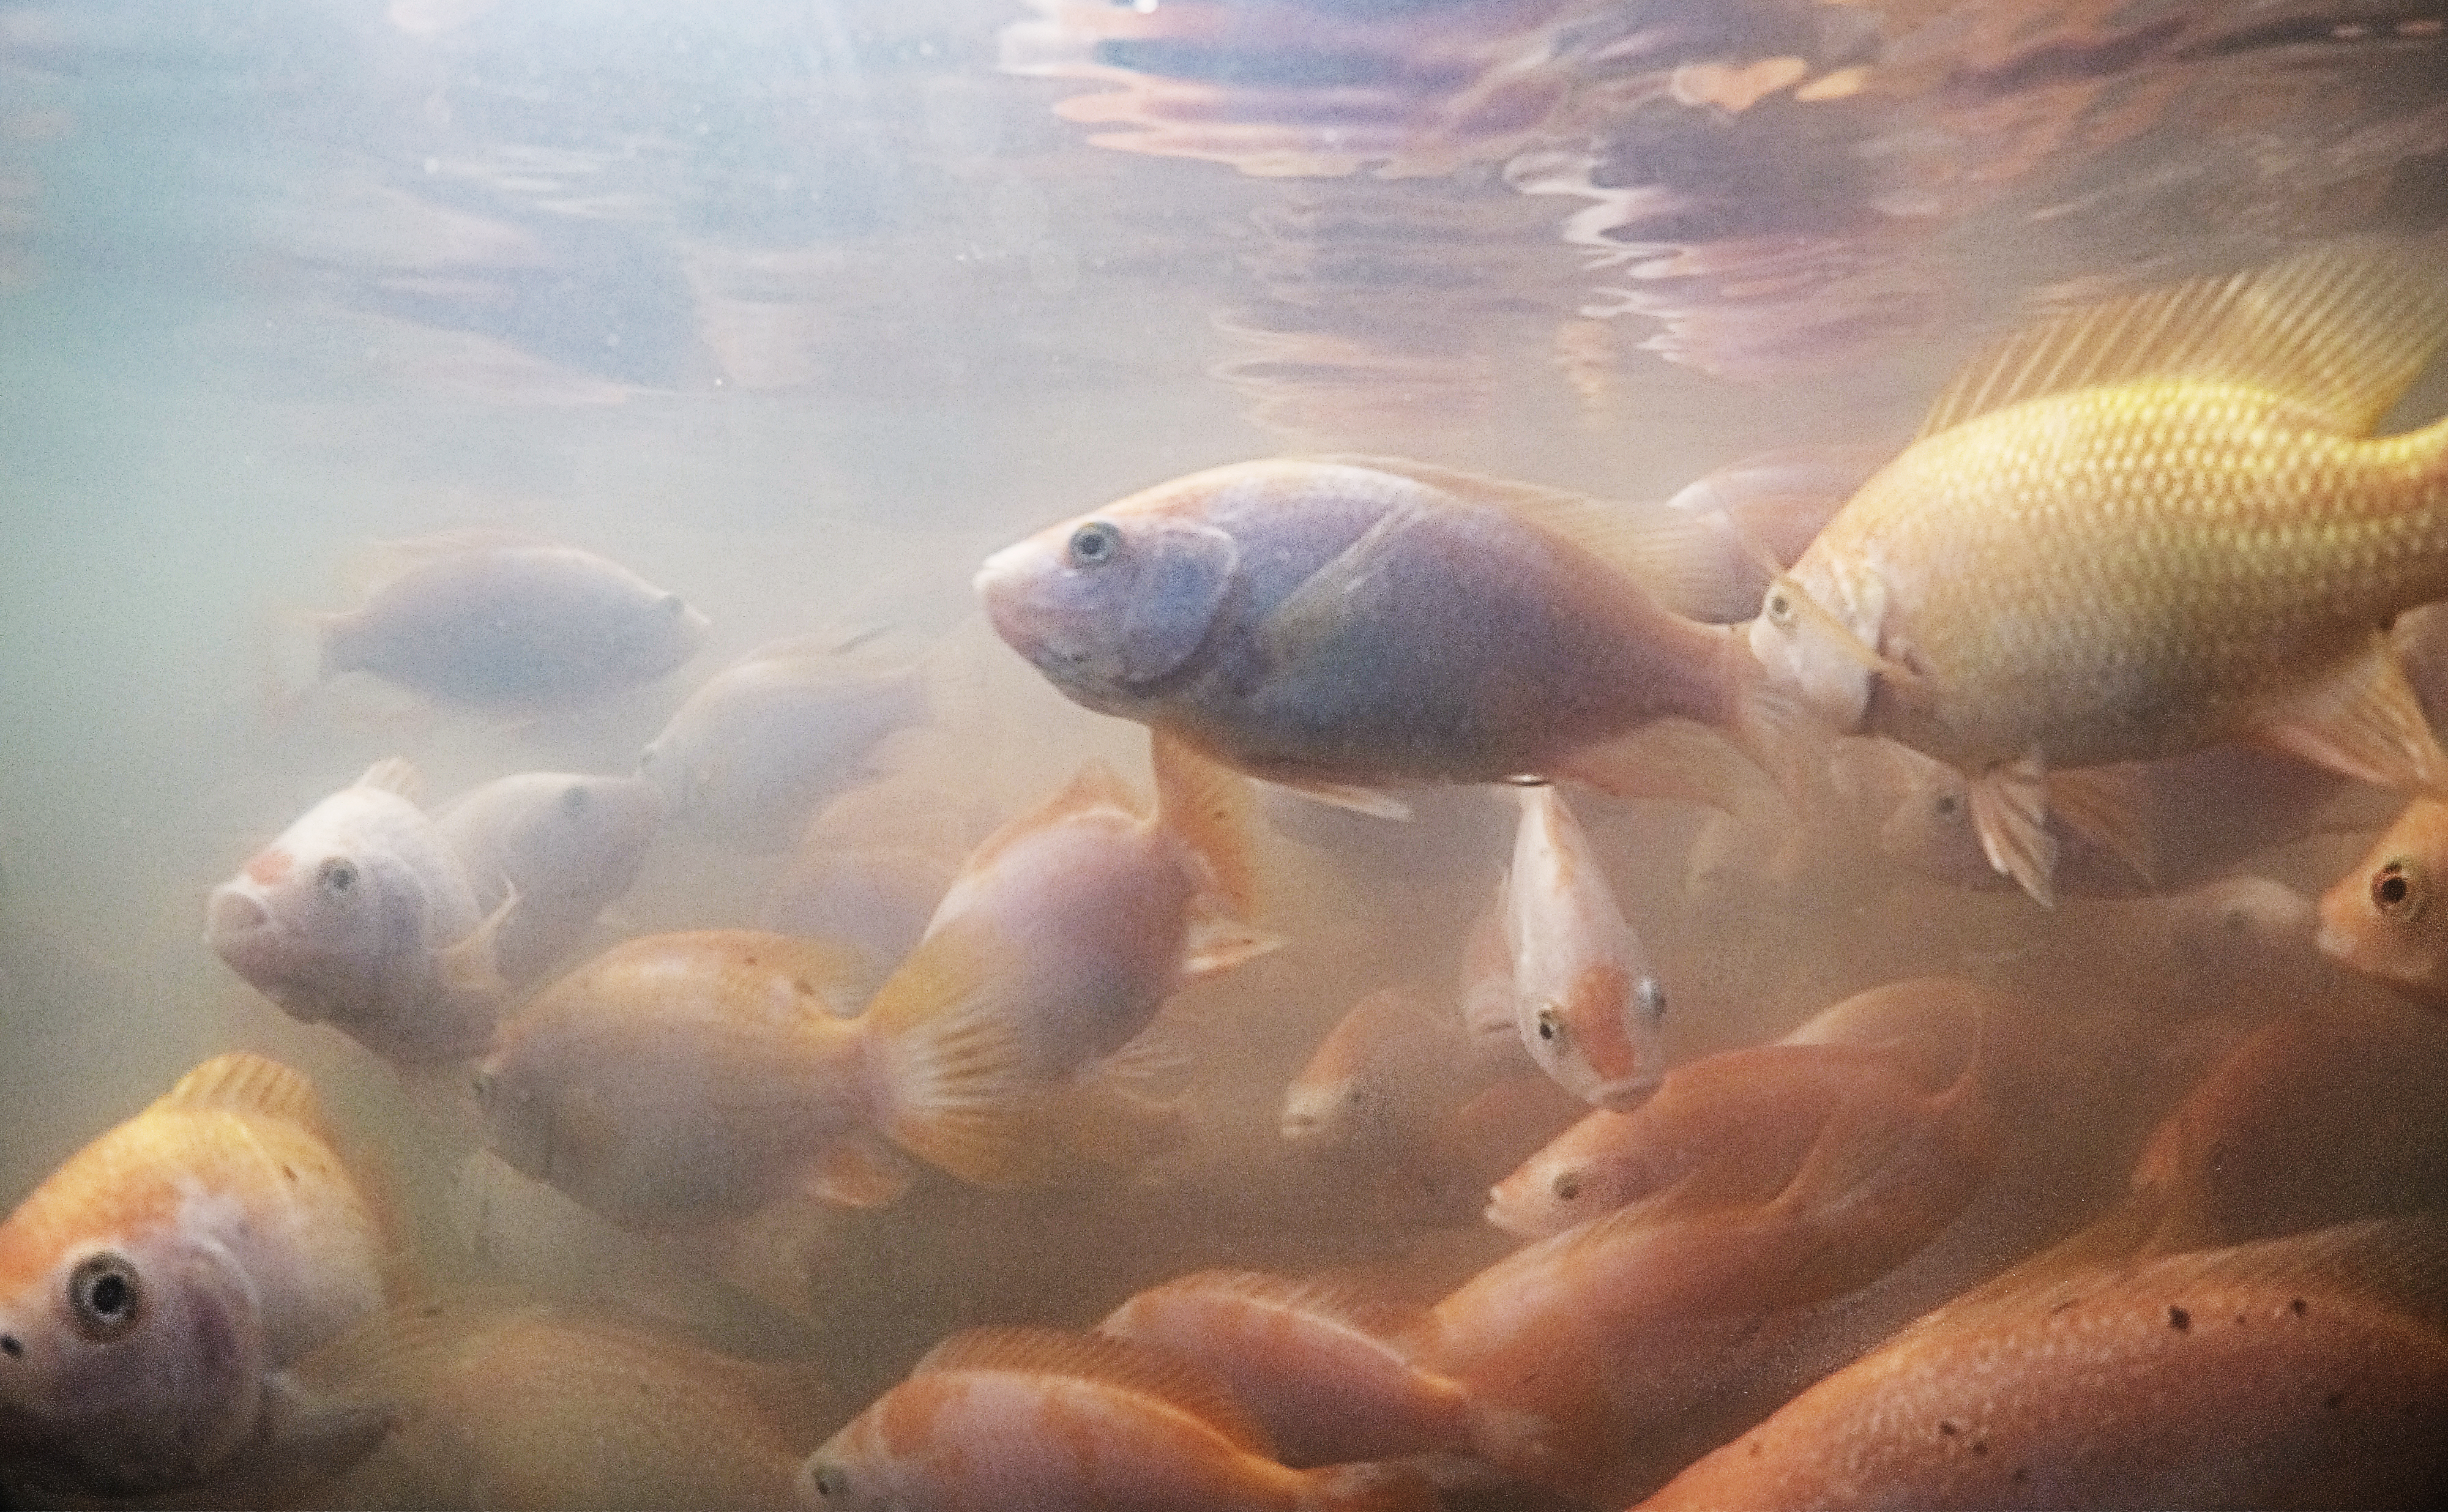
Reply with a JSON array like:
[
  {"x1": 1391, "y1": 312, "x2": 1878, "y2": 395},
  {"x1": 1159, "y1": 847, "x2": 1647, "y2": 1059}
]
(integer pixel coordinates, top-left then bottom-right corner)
[
  {"x1": 802, "y1": 1131, "x2": 916, "y2": 1209},
  {"x1": 1967, "y1": 752, "x2": 2058, "y2": 908},
  {"x1": 2253, "y1": 637, "x2": 2448, "y2": 795},
  {"x1": 2048, "y1": 764, "x2": 2159, "y2": 889}
]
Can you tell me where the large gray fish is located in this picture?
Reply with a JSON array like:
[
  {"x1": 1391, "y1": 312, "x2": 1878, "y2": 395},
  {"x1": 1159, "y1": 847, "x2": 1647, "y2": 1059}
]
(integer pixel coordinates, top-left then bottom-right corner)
[{"x1": 974, "y1": 456, "x2": 1773, "y2": 816}]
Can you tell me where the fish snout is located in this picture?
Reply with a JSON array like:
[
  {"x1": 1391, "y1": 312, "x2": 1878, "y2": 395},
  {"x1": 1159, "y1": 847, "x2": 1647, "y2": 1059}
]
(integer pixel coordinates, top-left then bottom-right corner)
[{"x1": 204, "y1": 884, "x2": 272, "y2": 946}]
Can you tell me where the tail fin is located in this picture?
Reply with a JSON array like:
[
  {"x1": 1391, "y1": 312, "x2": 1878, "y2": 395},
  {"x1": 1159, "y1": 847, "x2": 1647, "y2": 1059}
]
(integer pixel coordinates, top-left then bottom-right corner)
[{"x1": 859, "y1": 919, "x2": 1061, "y2": 1189}]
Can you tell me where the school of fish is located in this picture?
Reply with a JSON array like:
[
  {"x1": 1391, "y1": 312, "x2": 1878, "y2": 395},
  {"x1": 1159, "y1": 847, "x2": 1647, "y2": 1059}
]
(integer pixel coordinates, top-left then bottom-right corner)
[{"x1": 9, "y1": 230, "x2": 2448, "y2": 1512}]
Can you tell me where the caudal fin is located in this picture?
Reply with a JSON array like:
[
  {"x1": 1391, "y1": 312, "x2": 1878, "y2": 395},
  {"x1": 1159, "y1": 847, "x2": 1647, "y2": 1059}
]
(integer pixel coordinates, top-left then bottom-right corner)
[{"x1": 859, "y1": 918, "x2": 1061, "y2": 1189}]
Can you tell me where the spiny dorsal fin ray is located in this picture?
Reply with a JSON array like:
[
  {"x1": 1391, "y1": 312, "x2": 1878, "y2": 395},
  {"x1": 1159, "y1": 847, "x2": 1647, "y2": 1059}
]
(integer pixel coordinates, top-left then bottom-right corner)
[
  {"x1": 1307, "y1": 452, "x2": 1744, "y2": 621},
  {"x1": 953, "y1": 761, "x2": 1142, "y2": 882},
  {"x1": 912, "y1": 1326, "x2": 1277, "y2": 1456},
  {"x1": 157, "y1": 1052, "x2": 332, "y2": 1138},
  {"x1": 1109, "y1": 1268, "x2": 1435, "y2": 1355},
  {"x1": 355, "y1": 756, "x2": 425, "y2": 803},
  {"x1": 1919, "y1": 235, "x2": 2448, "y2": 439}
]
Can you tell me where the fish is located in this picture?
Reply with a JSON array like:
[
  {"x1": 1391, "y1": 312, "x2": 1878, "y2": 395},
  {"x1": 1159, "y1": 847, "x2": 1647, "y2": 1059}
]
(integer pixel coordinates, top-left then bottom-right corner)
[
  {"x1": 795, "y1": 1325, "x2": 1437, "y2": 1510},
  {"x1": 1424, "y1": 1039, "x2": 1996, "y2": 1501},
  {"x1": 1278, "y1": 986, "x2": 1501, "y2": 1154},
  {"x1": 434, "y1": 770, "x2": 663, "y2": 988},
  {"x1": 759, "y1": 778, "x2": 980, "y2": 992},
  {"x1": 208, "y1": 758, "x2": 512, "y2": 1065},
  {"x1": 318, "y1": 531, "x2": 709, "y2": 709},
  {"x1": 0, "y1": 1053, "x2": 395, "y2": 1499},
  {"x1": 1502, "y1": 781, "x2": 1665, "y2": 1108},
  {"x1": 1096, "y1": 1270, "x2": 1470, "y2": 1469},
  {"x1": 639, "y1": 635, "x2": 929, "y2": 846},
  {"x1": 303, "y1": 1295, "x2": 835, "y2": 1512},
  {"x1": 475, "y1": 930, "x2": 953, "y2": 1226},
  {"x1": 2318, "y1": 796, "x2": 2448, "y2": 1005},
  {"x1": 1747, "y1": 237, "x2": 2448, "y2": 906},
  {"x1": 973, "y1": 455, "x2": 1775, "y2": 814},
  {"x1": 1657, "y1": 442, "x2": 1890, "y2": 622},
  {"x1": 1854, "y1": 736, "x2": 2386, "y2": 898},
  {"x1": 1485, "y1": 1032, "x2": 1968, "y2": 1241},
  {"x1": 857, "y1": 730, "x2": 1277, "y2": 1186},
  {"x1": 1641, "y1": 1216, "x2": 2448, "y2": 1510}
]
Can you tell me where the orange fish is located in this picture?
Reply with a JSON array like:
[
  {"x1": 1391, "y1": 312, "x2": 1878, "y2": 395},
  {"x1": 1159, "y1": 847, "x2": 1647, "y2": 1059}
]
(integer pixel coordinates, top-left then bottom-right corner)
[
  {"x1": 1643, "y1": 1216, "x2": 2448, "y2": 1510},
  {"x1": 1486, "y1": 1035, "x2": 1956, "y2": 1240},
  {"x1": 856, "y1": 731, "x2": 1277, "y2": 1186},
  {"x1": 305, "y1": 1295, "x2": 835, "y2": 1511},
  {"x1": 1096, "y1": 1270, "x2": 1470, "y2": 1468},
  {"x1": 796, "y1": 1325, "x2": 1436, "y2": 1510},
  {"x1": 1278, "y1": 986, "x2": 1505, "y2": 1154},
  {"x1": 2318, "y1": 796, "x2": 2448, "y2": 1005},
  {"x1": 1424, "y1": 1045, "x2": 1995, "y2": 1501},
  {"x1": 0, "y1": 1053, "x2": 395, "y2": 1499},
  {"x1": 477, "y1": 929, "x2": 1022, "y2": 1225},
  {"x1": 1748, "y1": 238, "x2": 2448, "y2": 904}
]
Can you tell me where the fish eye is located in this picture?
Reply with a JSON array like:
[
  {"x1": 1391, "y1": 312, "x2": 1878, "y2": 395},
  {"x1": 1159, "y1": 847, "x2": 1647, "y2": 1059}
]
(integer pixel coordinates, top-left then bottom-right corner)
[
  {"x1": 1636, "y1": 976, "x2": 1666, "y2": 1021},
  {"x1": 560, "y1": 784, "x2": 590, "y2": 814},
  {"x1": 66, "y1": 1253, "x2": 143, "y2": 1342},
  {"x1": 805, "y1": 1461, "x2": 848, "y2": 1500},
  {"x1": 1535, "y1": 1006, "x2": 1563, "y2": 1043},
  {"x1": 1933, "y1": 792, "x2": 1960, "y2": 818},
  {"x1": 1067, "y1": 520, "x2": 1123, "y2": 568},
  {"x1": 1551, "y1": 1170, "x2": 1583, "y2": 1202},
  {"x1": 1765, "y1": 588, "x2": 1795, "y2": 627},
  {"x1": 2373, "y1": 860, "x2": 2424, "y2": 920},
  {"x1": 316, "y1": 857, "x2": 357, "y2": 894}
]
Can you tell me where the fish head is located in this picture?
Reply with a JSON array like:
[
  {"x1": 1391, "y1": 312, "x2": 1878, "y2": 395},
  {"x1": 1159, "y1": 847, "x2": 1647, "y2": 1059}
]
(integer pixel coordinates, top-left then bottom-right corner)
[
  {"x1": 1518, "y1": 970, "x2": 1665, "y2": 1109},
  {"x1": 207, "y1": 837, "x2": 420, "y2": 1024},
  {"x1": 975, "y1": 508, "x2": 1239, "y2": 703},
  {"x1": 1745, "y1": 564, "x2": 1882, "y2": 734},
  {"x1": 795, "y1": 1433, "x2": 887, "y2": 1510},
  {"x1": 611, "y1": 589, "x2": 711, "y2": 680},
  {"x1": 2318, "y1": 840, "x2": 2448, "y2": 998},
  {"x1": 1485, "y1": 1149, "x2": 1595, "y2": 1239},
  {"x1": 0, "y1": 1224, "x2": 265, "y2": 1495}
]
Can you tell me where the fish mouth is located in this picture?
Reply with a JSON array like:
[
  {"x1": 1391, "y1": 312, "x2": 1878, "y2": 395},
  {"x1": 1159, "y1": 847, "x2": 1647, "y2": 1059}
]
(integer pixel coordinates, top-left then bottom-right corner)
[{"x1": 204, "y1": 885, "x2": 272, "y2": 946}]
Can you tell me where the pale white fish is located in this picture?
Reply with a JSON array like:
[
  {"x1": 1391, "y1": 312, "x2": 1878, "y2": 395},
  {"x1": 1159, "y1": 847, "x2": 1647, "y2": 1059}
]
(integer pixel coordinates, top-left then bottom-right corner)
[
  {"x1": 207, "y1": 758, "x2": 512, "y2": 1066},
  {"x1": 1503, "y1": 782, "x2": 1665, "y2": 1109},
  {"x1": 435, "y1": 770, "x2": 662, "y2": 988},
  {"x1": 640, "y1": 634, "x2": 929, "y2": 848}
]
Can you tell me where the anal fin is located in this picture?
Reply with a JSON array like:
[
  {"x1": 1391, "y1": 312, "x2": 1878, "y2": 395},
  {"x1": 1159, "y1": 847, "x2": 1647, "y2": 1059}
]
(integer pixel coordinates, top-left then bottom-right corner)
[
  {"x1": 1968, "y1": 751, "x2": 2058, "y2": 907},
  {"x1": 2254, "y1": 636, "x2": 2448, "y2": 795}
]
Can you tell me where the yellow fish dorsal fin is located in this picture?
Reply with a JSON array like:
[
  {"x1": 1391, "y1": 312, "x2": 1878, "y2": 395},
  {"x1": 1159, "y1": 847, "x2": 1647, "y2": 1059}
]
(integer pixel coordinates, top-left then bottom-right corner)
[
  {"x1": 155, "y1": 1051, "x2": 332, "y2": 1137},
  {"x1": 1149, "y1": 730, "x2": 1262, "y2": 925},
  {"x1": 913, "y1": 1326, "x2": 1277, "y2": 1456},
  {"x1": 953, "y1": 761, "x2": 1143, "y2": 882},
  {"x1": 1918, "y1": 236, "x2": 2448, "y2": 439},
  {"x1": 1307, "y1": 452, "x2": 1744, "y2": 621}
]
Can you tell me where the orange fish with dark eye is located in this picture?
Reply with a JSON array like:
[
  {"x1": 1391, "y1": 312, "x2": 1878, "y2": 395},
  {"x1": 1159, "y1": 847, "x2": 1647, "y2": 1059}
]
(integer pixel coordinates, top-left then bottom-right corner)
[
  {"x1": 2318, "y1": 797, "x2": 2448, "y2": 1006},
  {"x1": 0, "y1": 1054, "x2": 395, "y2": 1499}
]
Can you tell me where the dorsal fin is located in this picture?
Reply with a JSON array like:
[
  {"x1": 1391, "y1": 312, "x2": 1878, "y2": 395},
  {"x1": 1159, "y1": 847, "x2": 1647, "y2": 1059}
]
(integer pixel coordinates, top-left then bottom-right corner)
[
  {"x1": 1307, "y1": 452, "x2": 1747, "y2": 620},
  {"x1": 155, "y1": 1051, "x2": 332, "y2": 1137},
  {"x1": 1113, "y1": 1269, "x2": 1433, "y2": 1355},
  {"x1": 1919, "y1": 236, "x2": 2448, "y2": 439},
  {"x1": 1149, "y1": 731, "x2": 1262, "y2": 924},
  {"x1": 912, "y1": 1326, "x2": 1275, "y2": 1455},
  {"x1": 953, "y1": 761, "x2": 1143, "y2": 882},
  {"x1": 354, "y1": 756, "x2": 425, "y2": 803}
]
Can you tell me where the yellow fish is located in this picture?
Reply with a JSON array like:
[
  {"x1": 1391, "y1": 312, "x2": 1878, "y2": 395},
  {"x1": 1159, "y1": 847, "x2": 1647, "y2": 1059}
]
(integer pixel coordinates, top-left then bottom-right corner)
[
  {"x1": 1748, "y1": 237, "x2": 2448, "y2": 905},
  {"x1": 0, "y1": 1053, "x2": 395, "y2": 1499}
]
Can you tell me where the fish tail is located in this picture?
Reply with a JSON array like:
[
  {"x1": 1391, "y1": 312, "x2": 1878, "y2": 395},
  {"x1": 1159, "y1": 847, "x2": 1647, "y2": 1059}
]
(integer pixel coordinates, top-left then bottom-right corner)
[{"x1": 859, "y1": 921, "x2": 1062, "y2": 1190}]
